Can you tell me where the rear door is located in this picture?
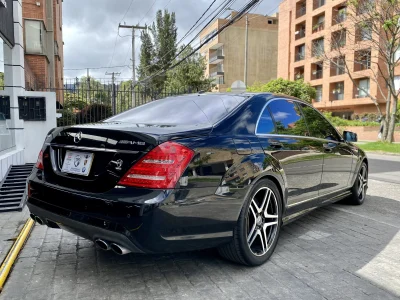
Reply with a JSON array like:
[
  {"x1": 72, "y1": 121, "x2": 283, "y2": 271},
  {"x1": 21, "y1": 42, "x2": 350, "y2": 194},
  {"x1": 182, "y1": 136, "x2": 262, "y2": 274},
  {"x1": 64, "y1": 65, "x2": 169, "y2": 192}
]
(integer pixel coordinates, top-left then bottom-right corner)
[
  {"x1": 257, "y1": 99, "x2": 325, "y2": 206},
  {"x1": 297, "y1": 103, "x2": 353, "y2": 195}
]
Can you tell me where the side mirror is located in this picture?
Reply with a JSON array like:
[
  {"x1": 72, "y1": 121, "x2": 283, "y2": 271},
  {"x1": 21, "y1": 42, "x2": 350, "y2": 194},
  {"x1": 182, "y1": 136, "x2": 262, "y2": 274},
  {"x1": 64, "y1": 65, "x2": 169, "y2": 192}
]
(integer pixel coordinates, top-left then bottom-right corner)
[{"x1": 343, "y1": 131, "x2": 358, "y2": 142}]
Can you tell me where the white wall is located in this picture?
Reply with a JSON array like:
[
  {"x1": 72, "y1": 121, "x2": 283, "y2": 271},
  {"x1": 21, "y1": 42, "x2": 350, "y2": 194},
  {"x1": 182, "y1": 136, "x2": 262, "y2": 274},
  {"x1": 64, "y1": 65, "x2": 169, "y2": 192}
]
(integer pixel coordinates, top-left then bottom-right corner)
[
  {"x1": 0, "y1": 149, "x2": 24, "y2": 181},
  {"x1": 23, "y1": 91, "x2": 57, "y2": 163}
]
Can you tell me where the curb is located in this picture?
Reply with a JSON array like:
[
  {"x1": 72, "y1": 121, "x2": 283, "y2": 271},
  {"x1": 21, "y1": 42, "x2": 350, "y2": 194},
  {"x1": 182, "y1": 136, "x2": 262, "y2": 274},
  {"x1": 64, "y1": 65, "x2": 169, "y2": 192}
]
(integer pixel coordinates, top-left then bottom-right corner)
[{"x1": 0, "y1": 218, "x2": 35, "y2": 292}]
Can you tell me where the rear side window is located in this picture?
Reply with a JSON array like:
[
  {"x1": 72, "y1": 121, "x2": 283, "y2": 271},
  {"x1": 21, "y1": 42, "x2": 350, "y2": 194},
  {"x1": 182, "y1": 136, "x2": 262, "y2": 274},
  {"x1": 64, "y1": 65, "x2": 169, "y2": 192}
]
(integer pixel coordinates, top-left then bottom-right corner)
[
  {"x1": 298, "y1": 103, "x2": 341, "y2": 141},
  {"x1": 268, "y1": 100, "x2": 309, "y2": 136},
  {"x1": 106, "y1": 95, "x2": 247, "y2": 125},
  {"x1": 256, "y1": 106, "x2": 275, "y2": 134}
]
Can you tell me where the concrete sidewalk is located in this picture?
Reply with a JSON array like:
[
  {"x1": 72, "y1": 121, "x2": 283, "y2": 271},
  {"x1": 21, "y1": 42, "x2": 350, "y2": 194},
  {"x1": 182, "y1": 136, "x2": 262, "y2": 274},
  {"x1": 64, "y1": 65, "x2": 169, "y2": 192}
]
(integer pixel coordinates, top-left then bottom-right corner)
[{"x1": 0, "y1": 208, "x2": 30, "y2": 264}]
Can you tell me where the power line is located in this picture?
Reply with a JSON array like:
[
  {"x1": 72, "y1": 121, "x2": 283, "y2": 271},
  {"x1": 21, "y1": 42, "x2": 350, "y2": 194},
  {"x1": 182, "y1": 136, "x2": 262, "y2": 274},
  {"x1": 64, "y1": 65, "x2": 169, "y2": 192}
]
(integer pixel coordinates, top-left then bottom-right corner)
[
  {"x1": 64, "y1": 65, "x2": 130, "y2": 71},
  {"x1": 137, "y1": 0, "x2": 260, "y2": 85},
  {"x1": 137, "y1": 0, "x2": 235, "y2": 76},
  {"x1": 138, "y1": 0, "x2": 159, "y2": 24}
]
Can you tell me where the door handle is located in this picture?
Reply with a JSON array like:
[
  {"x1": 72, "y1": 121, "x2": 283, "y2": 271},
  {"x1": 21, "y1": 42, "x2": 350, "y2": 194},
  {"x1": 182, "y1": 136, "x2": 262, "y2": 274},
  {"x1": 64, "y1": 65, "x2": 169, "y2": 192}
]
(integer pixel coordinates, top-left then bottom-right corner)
[
  {"x1": 268, "y1": 139, "x2": 283, "y2": 149},
  {"x1": 323, "y1": 142, "x2": 336, "y2": 152}
]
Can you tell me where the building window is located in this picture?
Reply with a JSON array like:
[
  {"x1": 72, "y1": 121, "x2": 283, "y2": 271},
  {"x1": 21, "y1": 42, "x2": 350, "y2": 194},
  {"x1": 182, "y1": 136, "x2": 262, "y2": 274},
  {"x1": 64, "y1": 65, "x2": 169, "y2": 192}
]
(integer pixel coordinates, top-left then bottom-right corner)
[
  {"x1": 315, "y1": 85, "x2": 323, "y2": 102},
  {"x1": 394, "y1": 47, "x2": 400, "y2": 63},
  {"x1": 294, "y1": 66, "x2": 304, "y2": 80},
  {"x1": 295, "y1": 22, "x2": 306, "y2": 40},
  {"x1": 357, "y1": 0, "x2": 374, "y2": 15},
  {"x1": 356, "y1": 78, "x2": 370, "y2": 98},
  {"x1": 313, "y1": 0, "x2": 325, "y2": 10},
  {"x1": 331, "y1": 29, "x2": 346, "y2": 50},
  {"x1": 357, "y1": 23, "x2": 372, "y2": 41},
  {"x1": 354, "y1": 49, "x2": 371, "y2": 71},
  {"x1": 25, "y1": 20, "x2": 46, "y2": 54},
  {"x1": 331, "y1": 82, "x2": 344, "y2": 100},
  {"x1": 331, "y1": 56, "x2": 346, "y2": 76},
  {"x1": 295, "y1": 44, "x2": 305, "y2": 61},
  {"x1": 273, "y1": 19, "x2": 278, "y2": 25},
  {"x1": 312, "y1": 14, "x2": 325, "y2": 33},
  {"x1": 311, "y1": 62, "x2": 323, "y2": 80},
  {"x1": 296, "y1": 1, "x2": 306, "y2": 18},
  {"x1": 268, "y1": 20, "x2": 273, "y2": 24},
  {"x1": 394, "y1": 76, "x2": 400, "y2": 91},
  {"x1": 333, "y1": 5, "x2": 347, "y2": 25},
  {"x1": 312, "y1": 38, "x2": 324, "y2": 57}
]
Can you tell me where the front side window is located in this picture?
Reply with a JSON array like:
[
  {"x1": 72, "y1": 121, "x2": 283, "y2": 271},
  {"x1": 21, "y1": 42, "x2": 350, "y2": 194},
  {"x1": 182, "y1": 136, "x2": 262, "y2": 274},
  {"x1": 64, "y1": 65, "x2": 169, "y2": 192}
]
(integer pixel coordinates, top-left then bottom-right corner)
[
  {"x1": 25, "y1": 20, "x2": 45, "y2": 54},
  {"x1": 268, "y1": 100, "x2": 308, "y2": 136},
  {"x1": 298, "y1": 103, "x2": 341, "y2": 141},
  {"x1": 256, "y1": 106, "x2": 275, "y2": 134}
]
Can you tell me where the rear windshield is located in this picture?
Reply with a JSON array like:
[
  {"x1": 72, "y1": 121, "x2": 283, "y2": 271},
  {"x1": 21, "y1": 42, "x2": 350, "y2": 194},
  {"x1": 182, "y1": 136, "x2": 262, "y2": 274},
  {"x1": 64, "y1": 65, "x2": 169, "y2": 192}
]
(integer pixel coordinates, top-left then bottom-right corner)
[{"x1": 106, "y1": 94, "x2": 248, "y2": 125}]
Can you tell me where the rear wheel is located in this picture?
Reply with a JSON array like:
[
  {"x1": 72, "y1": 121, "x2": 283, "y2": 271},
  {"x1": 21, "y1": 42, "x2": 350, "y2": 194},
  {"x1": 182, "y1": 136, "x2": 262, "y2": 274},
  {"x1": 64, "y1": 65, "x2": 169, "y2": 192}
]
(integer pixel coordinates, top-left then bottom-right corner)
[
  {"x1": 218, "y1": 179, "x2": 282, "y2": 266},
  {"x1": 347, "y1": 162, "x2": 368, "y2": 205}
]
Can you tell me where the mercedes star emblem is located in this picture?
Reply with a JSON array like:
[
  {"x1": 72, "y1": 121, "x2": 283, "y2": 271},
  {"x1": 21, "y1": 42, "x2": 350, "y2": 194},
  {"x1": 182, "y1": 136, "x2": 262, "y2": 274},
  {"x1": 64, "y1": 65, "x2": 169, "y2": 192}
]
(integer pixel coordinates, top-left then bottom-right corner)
[{"x1": 74, "y1": 131, "x2": 82, "y2": 143}]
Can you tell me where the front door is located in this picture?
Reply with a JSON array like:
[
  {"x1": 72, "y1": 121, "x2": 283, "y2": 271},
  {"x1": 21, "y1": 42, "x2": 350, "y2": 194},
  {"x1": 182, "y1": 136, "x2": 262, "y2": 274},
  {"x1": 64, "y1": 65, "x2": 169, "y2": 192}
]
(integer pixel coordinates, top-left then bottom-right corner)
[
  {"x1": 297, "y1": 103, "x2": 353, "y2": 195},
  {"x1": 256, "y1": 99, "x2": 325, "y2": 206}
]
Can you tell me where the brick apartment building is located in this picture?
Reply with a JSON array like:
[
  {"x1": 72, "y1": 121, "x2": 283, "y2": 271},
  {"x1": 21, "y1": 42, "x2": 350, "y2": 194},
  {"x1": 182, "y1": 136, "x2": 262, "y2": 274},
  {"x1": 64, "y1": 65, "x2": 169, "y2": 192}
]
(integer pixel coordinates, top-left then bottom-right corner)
[
  {"x1": 277, "y1": 0, "x2": 400, "y2": 119},
  {"x1": 23, "y1": 0, "x2": 63, "y2": 104},
  {"x1": 200, "y1": 12, "x2": 278, "y2": 92}
]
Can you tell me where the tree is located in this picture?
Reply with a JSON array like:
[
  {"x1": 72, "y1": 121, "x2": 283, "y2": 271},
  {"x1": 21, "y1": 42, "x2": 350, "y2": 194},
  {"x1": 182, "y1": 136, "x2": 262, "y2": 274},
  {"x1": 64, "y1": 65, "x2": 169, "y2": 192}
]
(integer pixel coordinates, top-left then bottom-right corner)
[
  {"x1": 165, "y1": 44, "x2": 212, "y2": 92},
  {"x1": 247, "y1": 78, "x2": 316, "y2": 103},
  {"x1": 320, "y1": 0, "x2": 400, "y2": 142},
  {"x1": 137, "y1": 10, "x2": 177, "y2": 93}
]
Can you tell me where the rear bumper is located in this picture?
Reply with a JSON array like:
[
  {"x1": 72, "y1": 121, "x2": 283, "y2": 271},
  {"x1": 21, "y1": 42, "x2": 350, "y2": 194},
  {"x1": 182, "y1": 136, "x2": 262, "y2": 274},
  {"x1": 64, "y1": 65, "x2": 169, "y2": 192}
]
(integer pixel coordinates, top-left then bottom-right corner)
[
  {"x1": 28, "y1": 201, "x2": 145, "y2": 253},
  {"x1": 27, "y1": 175, "x2": 240, "y2": 253}
]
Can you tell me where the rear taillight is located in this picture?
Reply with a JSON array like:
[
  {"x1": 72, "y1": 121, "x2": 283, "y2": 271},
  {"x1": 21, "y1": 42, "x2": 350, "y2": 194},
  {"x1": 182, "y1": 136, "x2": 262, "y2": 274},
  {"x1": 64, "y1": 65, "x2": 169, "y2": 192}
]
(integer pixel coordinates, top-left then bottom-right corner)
[
  {"x1": 118, "y1": 141, "x2": 194, "y2": 189},
  {"x1": 36, "y1": 150, "x2": 44, "y2": 170}
]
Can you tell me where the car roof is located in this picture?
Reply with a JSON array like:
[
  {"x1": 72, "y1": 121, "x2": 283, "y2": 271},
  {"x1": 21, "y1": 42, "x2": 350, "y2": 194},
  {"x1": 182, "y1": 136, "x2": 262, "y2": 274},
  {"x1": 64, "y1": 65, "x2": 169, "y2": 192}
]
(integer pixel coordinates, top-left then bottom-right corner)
[{"x1": 185, "y1": 92, "x2": 310, "y2": 105}]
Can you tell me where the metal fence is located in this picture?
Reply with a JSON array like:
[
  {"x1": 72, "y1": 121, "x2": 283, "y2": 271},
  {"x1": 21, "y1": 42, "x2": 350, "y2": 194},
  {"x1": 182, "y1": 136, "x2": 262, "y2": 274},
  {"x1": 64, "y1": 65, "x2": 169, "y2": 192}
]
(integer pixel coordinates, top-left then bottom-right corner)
[{"x1": 52, "y1": 81, "x2": 212, "y2": 127}]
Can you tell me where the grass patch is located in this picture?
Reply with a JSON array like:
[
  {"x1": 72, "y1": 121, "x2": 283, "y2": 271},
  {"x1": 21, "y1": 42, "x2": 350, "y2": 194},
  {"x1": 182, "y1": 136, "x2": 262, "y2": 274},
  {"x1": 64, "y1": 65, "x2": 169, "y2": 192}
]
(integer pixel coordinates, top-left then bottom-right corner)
[{"x1": 357, "y1": 142, "x2": 400, "y2": 154}]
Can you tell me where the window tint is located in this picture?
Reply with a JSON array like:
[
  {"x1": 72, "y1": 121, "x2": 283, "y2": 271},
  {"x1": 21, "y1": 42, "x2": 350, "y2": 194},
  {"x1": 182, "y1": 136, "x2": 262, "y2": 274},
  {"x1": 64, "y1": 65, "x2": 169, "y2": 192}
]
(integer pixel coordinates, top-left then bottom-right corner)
[
  {"x1": 298, "y1": 103, "x2": 341, "y2": 141},
  {"x1": 268, "y1": 100, "x2": 309, "y2": 136},
  {"x1": 256, "y1": 107, "x2": 275, "y2": 134},
  {"x1": 106, "y1": 95, "x2": 247, "y2": 125}
]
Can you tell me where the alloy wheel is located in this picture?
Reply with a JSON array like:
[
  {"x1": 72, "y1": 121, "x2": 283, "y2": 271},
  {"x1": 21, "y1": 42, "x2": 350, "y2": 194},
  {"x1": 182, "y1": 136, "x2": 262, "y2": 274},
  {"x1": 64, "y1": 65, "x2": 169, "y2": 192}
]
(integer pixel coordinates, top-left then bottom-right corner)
[
  {"x1": 357, "y1": 165, "x2": 368, "y2": 201},
  {"x1": 246, "y1": 187, "x2": 279, "y2": 256}
]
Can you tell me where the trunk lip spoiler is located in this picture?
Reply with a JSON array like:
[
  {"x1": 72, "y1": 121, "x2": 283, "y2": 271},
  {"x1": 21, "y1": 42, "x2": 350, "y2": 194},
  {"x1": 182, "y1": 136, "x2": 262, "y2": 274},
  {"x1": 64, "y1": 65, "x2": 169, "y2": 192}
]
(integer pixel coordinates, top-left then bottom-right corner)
[{"x1": 45, "y1": 143, "x2": 141, "y2": 154}]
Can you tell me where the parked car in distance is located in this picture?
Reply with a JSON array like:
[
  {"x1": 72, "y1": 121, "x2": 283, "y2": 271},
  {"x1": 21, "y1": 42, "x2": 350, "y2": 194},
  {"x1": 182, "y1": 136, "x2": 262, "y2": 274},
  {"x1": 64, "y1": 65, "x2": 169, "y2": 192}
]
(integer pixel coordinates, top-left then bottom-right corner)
[{"x1": 27, "y1": 93, "x2": 368, "y2": 266}]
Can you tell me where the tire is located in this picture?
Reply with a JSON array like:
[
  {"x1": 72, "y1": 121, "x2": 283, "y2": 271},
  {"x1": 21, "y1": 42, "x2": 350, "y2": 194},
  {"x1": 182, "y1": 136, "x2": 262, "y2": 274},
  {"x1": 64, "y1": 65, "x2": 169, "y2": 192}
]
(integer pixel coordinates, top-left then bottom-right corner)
[
  {"x1": 218, "y1": 179, "x2": 282, "y2": 266},
  {"x1": 347, "y1": 162, "x2": 368, "y2": 205}
]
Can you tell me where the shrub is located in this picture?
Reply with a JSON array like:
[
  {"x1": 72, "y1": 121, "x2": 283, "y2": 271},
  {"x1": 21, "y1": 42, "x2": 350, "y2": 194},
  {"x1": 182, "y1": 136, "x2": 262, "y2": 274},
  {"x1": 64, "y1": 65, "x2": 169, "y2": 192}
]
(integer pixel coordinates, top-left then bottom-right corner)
[
  {"x1": 57, "y1": 109, "x2": 76, "y2": 127},
  {"x1": 247, "y1": 78, "x2": 316, "y2": 103},
  {"x1": 76, "y1": 104, "x2": 112, "y2": 124}
]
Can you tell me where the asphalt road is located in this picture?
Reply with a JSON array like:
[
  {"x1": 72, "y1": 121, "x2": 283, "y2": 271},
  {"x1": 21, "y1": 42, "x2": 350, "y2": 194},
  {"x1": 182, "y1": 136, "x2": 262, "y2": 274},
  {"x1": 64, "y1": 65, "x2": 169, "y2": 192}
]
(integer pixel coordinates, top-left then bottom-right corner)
[{"x1": 367, "y1": 153, "x2": 400, "y2": 184}]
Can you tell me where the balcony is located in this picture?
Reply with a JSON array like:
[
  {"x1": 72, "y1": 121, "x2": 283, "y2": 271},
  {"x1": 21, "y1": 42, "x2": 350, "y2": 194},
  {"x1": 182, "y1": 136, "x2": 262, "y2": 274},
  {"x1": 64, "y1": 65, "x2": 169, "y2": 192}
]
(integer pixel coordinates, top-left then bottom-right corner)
[
  {"x1": 312, "y1": 22, "x2": 325, "y2": 33},
  {"x1": 295, "y1": 52, "x2": 305, "y2": 62},
  {"x1": 312, "y1": 13, "x2": 325, "y2": 33},
  {"x1": 212, "y1": 76, "x2": 224, "y2": 85},
  {"x1": 295, "y1": 22, "x2": 306, "y2": 40},
  {"x1": 209, "y1": 49, "x2": 224, "y2": 64},
  {"x1": 296, "y1": 2, "x2": 306, "y2": 18},
  {"x1": 313, "y1": 0, "x2": 325, "y2": 10},
  {"x1": 332, "y1": 5, "x2": 347, "y2": 25},
  {"x1": 210, "y1": 65, "x2": 224, "y2": 77},
  {"x1": 294, "y1": 66, "x2": 305, "y2": 80},
  {"x1": 311, "y1": 70, "x2": 323, "y2": 80}
]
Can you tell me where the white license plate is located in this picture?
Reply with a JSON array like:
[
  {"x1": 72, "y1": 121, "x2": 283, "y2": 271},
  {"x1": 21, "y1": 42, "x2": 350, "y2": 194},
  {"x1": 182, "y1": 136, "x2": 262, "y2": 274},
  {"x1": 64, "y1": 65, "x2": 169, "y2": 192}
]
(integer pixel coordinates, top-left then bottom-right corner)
[{"x1": 61, "y1": 150, "x2": 94, "y2": 176}]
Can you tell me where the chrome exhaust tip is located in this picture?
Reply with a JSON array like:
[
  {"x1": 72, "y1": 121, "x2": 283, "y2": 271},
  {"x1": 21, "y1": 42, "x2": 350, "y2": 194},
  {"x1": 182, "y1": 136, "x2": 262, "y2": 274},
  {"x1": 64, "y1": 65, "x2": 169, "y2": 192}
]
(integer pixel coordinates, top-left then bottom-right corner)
[
  {"x1": 95, "y1": 239, "x2": 110, "y2": 251},
  {"x1": 35, "y1": 216, "x2": 45, "y2": 225},
  {"x1": 110, "y1": 243, "x2": 131, "y2": 255}
]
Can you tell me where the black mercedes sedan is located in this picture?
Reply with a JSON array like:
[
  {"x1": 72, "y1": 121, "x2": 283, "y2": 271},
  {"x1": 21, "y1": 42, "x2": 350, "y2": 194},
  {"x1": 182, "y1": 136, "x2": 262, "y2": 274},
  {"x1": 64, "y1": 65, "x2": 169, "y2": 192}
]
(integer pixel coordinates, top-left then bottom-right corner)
[{"x1": 27, "y1": 93, "x2": 368, "y2": 266}]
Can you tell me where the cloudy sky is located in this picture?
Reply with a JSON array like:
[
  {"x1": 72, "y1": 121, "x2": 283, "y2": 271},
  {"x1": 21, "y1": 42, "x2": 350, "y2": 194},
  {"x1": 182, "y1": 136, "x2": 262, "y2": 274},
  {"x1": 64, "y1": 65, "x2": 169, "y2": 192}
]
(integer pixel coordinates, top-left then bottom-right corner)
[
  {"x1": 0, "y1": 0, "x2": 281, "y2": 80},
  {"x1": 62, "y1": 0, "x2": 280, "y2": 81}
]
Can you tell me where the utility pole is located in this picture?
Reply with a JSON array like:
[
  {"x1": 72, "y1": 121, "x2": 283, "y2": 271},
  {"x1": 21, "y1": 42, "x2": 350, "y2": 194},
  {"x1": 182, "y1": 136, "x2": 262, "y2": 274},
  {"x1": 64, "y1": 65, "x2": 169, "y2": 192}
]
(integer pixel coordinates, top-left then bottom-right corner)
[
  {"x1": 118, "y1": 24, "x2": 147, "y2": 108},
  {"x1": 105, "y1": 72, "x2": 120, "y2": 115},
  {"x1": 86, "y1": 68, "x2": 90, "y2": 103},
  {"x1": 244, "y1": 15, "x2": 249, "y2": 87}
]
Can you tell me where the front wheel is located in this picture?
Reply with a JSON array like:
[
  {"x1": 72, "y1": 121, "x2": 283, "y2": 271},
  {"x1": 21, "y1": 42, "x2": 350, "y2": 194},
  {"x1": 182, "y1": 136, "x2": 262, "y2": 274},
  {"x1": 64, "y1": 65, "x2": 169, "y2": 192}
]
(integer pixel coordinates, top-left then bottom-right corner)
[
  {"x1": 347, "y1": 162, "x2": 368, "y2": 205},
  {"x1": 218, "y1": 179, "x2": 282, "y2": 266}
]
